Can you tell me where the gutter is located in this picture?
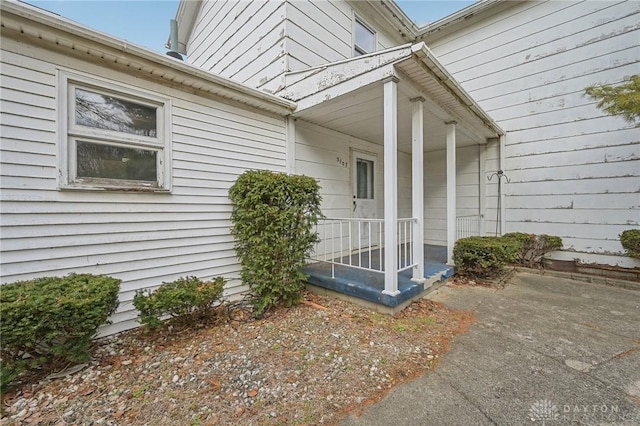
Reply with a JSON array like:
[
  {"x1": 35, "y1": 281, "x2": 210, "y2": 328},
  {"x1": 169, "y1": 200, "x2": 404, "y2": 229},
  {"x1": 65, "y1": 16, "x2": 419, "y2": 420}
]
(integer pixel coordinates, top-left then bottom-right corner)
[
  {"x1": 411, "y1": 43, "x2": 504, "y2": 136},
  {"x1": 1, "y1": 0, "x2": 296, "y2": 115},
  {"x1": 416, "y1": 0, "x2": 503, "y2": 38}
]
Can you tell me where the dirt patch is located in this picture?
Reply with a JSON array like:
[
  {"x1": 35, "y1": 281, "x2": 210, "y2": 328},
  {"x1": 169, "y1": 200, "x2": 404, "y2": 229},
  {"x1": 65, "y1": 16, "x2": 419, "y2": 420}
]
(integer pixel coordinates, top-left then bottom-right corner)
[{"x1": 2, "y1": 292, "x2": 472, "y2": 425}]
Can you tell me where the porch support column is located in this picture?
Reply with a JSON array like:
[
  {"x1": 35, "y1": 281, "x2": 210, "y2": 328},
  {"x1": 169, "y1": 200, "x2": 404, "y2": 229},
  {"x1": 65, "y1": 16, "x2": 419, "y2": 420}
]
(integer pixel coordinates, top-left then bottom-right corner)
[
  {"x1": 382, "y1": 76, "x2": 399, "y2": 296},
  {"x1": 411, "y1": 97, "x2": 425, "y2": 281},
  {"x1": 446, "y1": 121, "x2": 457, "y2": 265},
  {"x1": 479, "y1": 143, "x2": 487, "y2": 236}
]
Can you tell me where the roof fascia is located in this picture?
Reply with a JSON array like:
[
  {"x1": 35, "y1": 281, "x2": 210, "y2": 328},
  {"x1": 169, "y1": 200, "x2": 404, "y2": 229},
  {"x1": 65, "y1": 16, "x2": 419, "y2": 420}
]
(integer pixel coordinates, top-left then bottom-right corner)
[
  {"x1": 415, "y1": 0, "x2": 504, "y2": 38},
  {"x1": 174, "y1": 0, "x2": 202, "y2": 54},
  {"x1": 411, "y1": 43, "x2": 504, "y2": 135},
  {"x1": 1, "y1": 0, "x2": 296, "y2": 115}
]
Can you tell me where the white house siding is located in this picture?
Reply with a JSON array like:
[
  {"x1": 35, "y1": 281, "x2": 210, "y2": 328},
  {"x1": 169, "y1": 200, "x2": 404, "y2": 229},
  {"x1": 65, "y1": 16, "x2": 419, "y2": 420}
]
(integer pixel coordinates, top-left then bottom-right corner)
[
  {"x1": 423, "y1": 144, "x2": 498, "y2": 246},
  {"x1": 423, "y1": 0, "x2": 640, "y2": 254},
  {"x1": 293, "y1": 120, "x2": 412, "y2": 248},
  {"x1": 0, "y1": 38, "x2": 287, "y2": 335},
  {"x1": 186, "y1": 0, "x2": 287, "y2": 91}
]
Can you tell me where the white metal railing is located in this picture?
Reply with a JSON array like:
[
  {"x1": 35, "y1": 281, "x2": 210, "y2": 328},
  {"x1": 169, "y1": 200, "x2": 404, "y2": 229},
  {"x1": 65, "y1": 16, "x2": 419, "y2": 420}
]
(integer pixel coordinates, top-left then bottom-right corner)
[
  {"x1": 457, "y1": 215, "x2": 481, "y2": 240},
  {"x1": 310, "y1": 217, "x2": 418, "y2": 278}
]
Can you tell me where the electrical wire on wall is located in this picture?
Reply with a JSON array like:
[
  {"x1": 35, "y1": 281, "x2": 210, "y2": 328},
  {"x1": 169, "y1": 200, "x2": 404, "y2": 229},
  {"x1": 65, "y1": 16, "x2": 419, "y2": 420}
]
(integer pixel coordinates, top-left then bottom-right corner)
[{"x1": 487, "y1": 170, "x2": 510, "y2": 236}]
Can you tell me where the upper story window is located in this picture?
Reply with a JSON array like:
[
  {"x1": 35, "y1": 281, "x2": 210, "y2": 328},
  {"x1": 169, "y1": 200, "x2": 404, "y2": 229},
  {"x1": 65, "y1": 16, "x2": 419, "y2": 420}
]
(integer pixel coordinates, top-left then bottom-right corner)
[
  {"x1": 59, "y1": 71, "x2": 171, "y2": 192},
  {"x1": 354, "y1": 17, "x2": 375, "y2": 56}
]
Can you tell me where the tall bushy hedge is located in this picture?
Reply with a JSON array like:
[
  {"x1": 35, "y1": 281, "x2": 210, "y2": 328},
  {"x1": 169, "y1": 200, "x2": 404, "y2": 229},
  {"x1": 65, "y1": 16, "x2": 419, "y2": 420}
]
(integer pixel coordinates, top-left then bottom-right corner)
[
  {"x1": 503, "y1": 233, "x2": 563, "y2": 267},
  {"x1": 620, "y1": 229, "x2": 640, "y2": 258},
  {"x1": 1, "y1": 274, "x2": 120, "y2": 391},
  {"x1": 229, "y1": 170, "x2": 322, "y2": 315}
]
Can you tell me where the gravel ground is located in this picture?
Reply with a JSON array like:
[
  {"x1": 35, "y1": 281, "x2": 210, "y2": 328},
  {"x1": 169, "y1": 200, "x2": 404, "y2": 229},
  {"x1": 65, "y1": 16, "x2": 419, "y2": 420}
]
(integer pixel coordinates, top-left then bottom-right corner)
[{"x1": 2, "y1": 292, "x2": 473, "y2": 425}]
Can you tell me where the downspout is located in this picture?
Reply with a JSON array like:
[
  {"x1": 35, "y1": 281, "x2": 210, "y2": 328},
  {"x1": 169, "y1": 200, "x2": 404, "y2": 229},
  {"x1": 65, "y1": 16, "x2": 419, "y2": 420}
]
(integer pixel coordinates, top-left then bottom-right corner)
[{"x1": 499, "y1": 134, "x2": 506, "y2": 235}]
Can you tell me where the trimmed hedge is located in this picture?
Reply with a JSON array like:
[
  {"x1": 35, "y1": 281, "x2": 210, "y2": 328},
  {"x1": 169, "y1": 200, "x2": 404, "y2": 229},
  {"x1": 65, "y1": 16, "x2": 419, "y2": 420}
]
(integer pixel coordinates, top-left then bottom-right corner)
[
  {"x1": 503, "y1": 233, "x2": 563, "y2": 268},
  {"x1": 133, "y1": 276, "x2": 225, "y2": 329},
  {"x1": 620, "y1": 229, "x2": 640, "y2": 258},
  {"x1": 0, "y1": 274, "x2": 120, "y2": 391},
  {"x1": 454, "y1": 233, "x2": 563, "y2": 277},
  {"x1": 229, "y1": 170, "x2": 322, "y2": 316},
  {"x1": 453, "y1": 236, "x2": 520, "y2": 278}
]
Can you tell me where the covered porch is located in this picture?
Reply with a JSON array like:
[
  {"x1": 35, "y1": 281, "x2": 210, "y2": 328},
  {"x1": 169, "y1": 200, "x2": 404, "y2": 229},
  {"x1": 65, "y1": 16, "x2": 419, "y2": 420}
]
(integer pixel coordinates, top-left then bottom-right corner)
[{"x1": 279, "y1": 43, "x2": 504, "y2": 307}]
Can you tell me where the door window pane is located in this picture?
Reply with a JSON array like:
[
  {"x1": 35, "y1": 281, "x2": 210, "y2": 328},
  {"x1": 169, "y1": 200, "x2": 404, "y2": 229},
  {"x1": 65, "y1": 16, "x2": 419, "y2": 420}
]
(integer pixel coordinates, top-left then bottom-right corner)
[
  {"x1": 75, "y1": 88, "x2": 157, "y2": 137},
  {"x1": 356, "y1": 158, "x2": 374, "y2": 199},
  {"x1": 76, "y1": 141, "x2": 157, "y2": 182}
]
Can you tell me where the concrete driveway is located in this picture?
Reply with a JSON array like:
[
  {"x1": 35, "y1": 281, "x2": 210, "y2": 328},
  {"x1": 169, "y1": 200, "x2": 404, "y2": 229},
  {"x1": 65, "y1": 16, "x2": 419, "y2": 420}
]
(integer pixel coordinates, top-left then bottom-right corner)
[{"x1": 342, "y1": 271, "x2": 640, "y2": 425}]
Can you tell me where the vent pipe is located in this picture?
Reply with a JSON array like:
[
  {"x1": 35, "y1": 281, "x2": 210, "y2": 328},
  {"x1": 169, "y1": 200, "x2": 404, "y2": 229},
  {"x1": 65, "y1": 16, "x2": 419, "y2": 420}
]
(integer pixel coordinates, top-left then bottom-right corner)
[{"x1": 166, "y1": 19, "x2": 183, "y2": 61}]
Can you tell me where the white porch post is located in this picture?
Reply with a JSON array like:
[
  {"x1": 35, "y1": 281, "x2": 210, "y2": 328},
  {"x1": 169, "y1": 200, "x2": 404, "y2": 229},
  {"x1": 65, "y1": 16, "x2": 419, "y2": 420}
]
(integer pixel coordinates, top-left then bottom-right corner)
[
  {"x1": 383, "y1": 76, "x2": 399, "y2": 296},
  {"x1": 479, "y1": 143, "x2": 487, "y2": 236},
  {"x1": 446, "y1": 121, "x2": 457, "y2": 265},
  {"x1": 411, "y1": 97, "x2": 425, "y2": 281}
]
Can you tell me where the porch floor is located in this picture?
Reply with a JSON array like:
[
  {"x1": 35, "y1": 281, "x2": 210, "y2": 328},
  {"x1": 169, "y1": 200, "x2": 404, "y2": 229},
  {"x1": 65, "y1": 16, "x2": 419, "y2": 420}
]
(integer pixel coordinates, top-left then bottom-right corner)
[{"x1": 303, "y1": 244, "x2": 454, "y2": 308}]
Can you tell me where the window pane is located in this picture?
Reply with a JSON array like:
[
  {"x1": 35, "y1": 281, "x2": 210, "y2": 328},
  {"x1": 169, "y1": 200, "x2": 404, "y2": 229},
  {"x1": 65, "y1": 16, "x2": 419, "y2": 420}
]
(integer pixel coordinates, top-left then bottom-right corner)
[
  {"x1": 77, "y1": 141, "x2": 157, "y2": 182},
  {"x1": 355, "y1": 20, "x2": 375, "y2": 54},
  {"x1": 356, "y1": 158, "x2": 374, "y2": 199},
  {"x1": 75, "y1": 88, "x2": 157, "y2": 137}
]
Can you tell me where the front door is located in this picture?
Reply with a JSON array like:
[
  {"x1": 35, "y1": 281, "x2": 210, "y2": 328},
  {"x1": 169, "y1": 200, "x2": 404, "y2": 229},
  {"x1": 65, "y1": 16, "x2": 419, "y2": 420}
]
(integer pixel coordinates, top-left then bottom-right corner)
[{"x1": 351, "y1": 151, "x2": 378, "y2": 249}]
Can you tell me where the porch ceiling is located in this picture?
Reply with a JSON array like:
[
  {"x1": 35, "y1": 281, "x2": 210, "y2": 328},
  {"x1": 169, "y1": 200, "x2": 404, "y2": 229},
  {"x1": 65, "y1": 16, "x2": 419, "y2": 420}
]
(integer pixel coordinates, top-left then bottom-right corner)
[
  {"x1": 292, "y1": 80, "x2": 479, "y2": 153},
  {"x1": 284, "y1": 43, "x2": 502, "y2": 153}
]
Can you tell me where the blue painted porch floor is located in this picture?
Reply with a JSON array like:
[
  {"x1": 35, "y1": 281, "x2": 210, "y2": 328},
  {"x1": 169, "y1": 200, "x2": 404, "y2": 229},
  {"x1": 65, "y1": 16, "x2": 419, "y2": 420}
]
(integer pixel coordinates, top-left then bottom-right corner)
[{"x1": 304, "y1": 244, "x2": 454, "y2": 308}]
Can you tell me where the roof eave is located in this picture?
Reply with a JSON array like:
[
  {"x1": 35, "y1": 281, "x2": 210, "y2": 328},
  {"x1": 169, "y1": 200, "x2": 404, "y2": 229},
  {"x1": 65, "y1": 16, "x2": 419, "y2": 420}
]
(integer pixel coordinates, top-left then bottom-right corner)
[
  {"x1": 415, "y1": 0, "x2": 503, "y2": 37},
  {"x1": 1, "y1": 0, "x2": 296, "y2": 115},
  {"x1": 411, "y1": 43, "x2": 504, "y2": 136}
]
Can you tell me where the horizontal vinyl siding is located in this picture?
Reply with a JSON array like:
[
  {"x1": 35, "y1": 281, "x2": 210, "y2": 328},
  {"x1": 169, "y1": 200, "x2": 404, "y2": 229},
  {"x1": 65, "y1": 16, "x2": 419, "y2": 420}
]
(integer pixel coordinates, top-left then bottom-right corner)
[
  {"x1": 187, "y1": 0, "x2": 287, "y2": 90},
  {"x1": 423, "y1": 144, "x2": 491, "y2": 246},
  {"x1": 0, "y1": 41, "x2": 286, "y2": 335},
  {"x1": 426, "y1": 0, "x2": 640, "y2": 254}
]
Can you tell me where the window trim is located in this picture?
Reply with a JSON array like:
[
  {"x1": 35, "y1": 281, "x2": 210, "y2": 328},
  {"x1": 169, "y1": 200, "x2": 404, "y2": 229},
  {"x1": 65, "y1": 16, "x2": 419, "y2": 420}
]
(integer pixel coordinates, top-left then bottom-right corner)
[
  {"x1": 57, "y1": 70, "x2": 172, "y2": 192},
  {"x1": 353, "y1": 15, "x2": 376, "y2": 57}
]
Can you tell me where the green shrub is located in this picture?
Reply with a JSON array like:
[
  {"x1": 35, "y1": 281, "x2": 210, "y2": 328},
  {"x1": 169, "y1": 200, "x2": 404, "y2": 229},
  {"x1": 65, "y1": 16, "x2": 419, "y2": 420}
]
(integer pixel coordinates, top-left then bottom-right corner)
[
  {"x1": 229, "y1": 170, "x2": 322, "y2": 316},
  {"x1": 620, "y1": 229, "x2": 640, "y2": 258},
  {"x1": 503, "y1": 233, "x2": 563, "y2": 267},
  {"x1": 133, "y1": 276, "x2": 225, "y2": 329},
  {"x1": 0, "y1": 274, "x2": 120, "y2": 391},
  {"x1": 453, "y1": 236, "x2": 520, "y2": 278}
]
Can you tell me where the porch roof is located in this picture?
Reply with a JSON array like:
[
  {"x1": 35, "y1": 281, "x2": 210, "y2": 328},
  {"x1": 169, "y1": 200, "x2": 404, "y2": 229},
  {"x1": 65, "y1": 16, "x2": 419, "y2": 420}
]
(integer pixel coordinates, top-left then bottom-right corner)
[{"x1": 278, "y1": 43, "x2": 503, "y2": 150}]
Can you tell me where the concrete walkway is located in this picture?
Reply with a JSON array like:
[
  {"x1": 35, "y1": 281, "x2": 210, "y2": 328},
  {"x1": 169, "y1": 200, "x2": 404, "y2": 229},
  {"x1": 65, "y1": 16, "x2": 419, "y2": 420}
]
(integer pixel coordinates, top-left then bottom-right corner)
[{"x1": 342, "y1": 271, "x2": 640, "y2": 425}]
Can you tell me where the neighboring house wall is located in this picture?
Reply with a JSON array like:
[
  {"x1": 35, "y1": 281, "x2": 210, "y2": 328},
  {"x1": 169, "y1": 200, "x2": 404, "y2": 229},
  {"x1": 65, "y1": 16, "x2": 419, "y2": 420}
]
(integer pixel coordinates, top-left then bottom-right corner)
[
  {"x1": 183, "y1": 0, "x2": 405, "y2": 92},
  {"x1": 0, "y1": 37, "x2": 287, "y2": 335},
  {"x1": 422, "y1": 1, "x2": 640, "y2": 254}
]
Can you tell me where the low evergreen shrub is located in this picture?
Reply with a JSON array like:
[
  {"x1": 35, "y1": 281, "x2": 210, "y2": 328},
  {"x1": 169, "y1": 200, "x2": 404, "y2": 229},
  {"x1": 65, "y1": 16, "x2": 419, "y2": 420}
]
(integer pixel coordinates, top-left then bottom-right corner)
[
  {"x1": 133, "y1": 276, "x2": 225, "y2": 329},
  {"x1": 0, "y1": 274, "x2": 120, "y2": 392},
  {"x1": 620, "y1": 229, "x2": 640, "y2": 258},
  {"x1": 503, "y1": 232, "x2": 563, "y2": 267},
  {"x1": 229, "y1": 170, "x2": 322, "y2": 316},
  {"x1": 453, "y1": 236, "x2": 520, "y2": 278}
]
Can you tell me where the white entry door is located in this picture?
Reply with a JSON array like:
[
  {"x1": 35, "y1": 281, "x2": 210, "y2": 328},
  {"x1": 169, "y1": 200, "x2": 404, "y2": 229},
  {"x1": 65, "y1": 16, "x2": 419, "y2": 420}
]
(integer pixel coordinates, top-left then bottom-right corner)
[{"x1": 351, "y1": 151, "x2": 378, "y2": 249}]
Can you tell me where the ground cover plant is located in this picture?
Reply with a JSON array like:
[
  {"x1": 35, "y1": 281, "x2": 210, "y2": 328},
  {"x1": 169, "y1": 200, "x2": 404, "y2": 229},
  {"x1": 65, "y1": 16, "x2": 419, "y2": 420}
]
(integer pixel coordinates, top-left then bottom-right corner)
[{"x1": 0, "y1": 274, "x2": 120, "y2": 393}]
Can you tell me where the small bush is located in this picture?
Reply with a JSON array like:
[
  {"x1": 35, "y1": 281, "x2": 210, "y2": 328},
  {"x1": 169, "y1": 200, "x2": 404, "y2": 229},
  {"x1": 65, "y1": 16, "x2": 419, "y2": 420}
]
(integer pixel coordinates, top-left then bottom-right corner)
[
  {"x1": 0, "y1": 274, "x2": 120, "y2": 392},
  {"x1": 503, "y1": 232, "x2": 563, "y2": 267},
  {"x1": 229, "y1": 170, "x2": 322, "y2": 316},
  {"x1": 453, "y1": 236, "x2": 520, "y2": 278},
  {"x1": 620, "y1": 229, "x2": 640, "y2": 258},
  {"x1": 133, "y1": 276, "x2": 225, "y2": 329}
]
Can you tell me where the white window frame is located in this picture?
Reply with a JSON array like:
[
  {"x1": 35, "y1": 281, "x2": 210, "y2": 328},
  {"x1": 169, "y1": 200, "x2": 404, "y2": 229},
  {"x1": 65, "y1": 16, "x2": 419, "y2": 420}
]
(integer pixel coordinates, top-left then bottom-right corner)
[
  {"x1": 58, "y1": 70, "x2": 172, "y2": 192},
  {"x1": 353, "y1": 15, "x2": 376, "y2": 57}
]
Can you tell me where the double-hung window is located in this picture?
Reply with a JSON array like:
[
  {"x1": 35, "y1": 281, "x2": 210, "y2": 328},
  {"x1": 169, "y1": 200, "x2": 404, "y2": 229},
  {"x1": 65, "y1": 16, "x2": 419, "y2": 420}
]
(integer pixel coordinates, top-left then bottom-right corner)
[
  {"x1": 59, "y1": 71, "x2": 171, "y2": 191},
  {"x1": 354, "y1": 17, "x2": 376, "y2": 56}
]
